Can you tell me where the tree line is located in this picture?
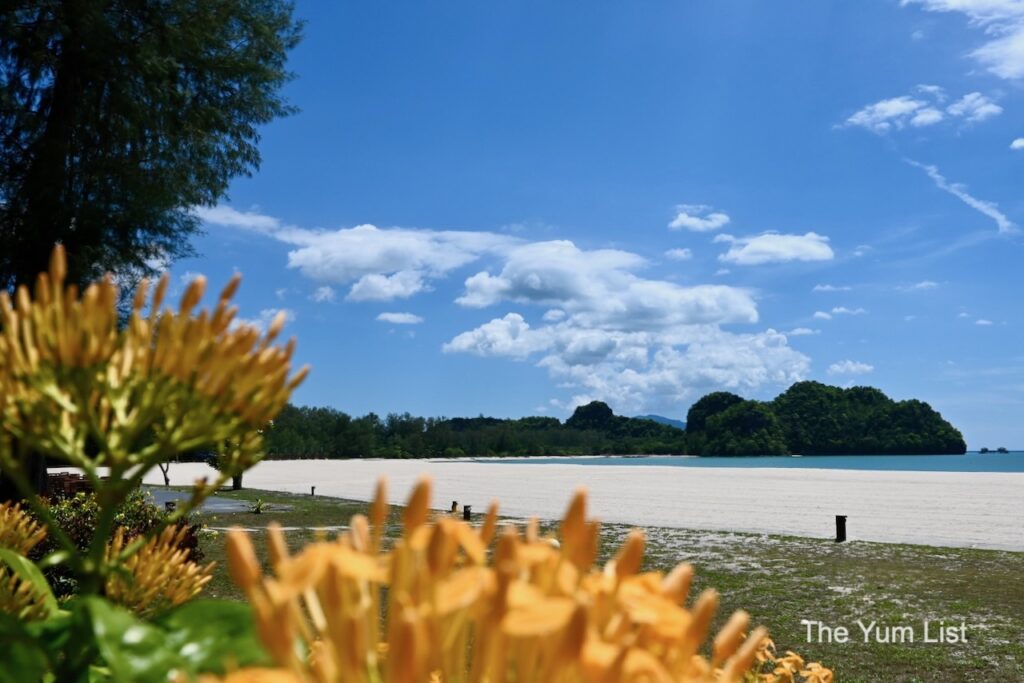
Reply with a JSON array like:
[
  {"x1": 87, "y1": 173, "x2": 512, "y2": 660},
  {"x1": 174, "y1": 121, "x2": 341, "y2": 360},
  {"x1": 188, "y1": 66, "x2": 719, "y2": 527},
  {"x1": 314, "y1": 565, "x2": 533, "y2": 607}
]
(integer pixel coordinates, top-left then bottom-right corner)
[{"x1": 256, "y1": 381, "x2": 966, "y2": 459}]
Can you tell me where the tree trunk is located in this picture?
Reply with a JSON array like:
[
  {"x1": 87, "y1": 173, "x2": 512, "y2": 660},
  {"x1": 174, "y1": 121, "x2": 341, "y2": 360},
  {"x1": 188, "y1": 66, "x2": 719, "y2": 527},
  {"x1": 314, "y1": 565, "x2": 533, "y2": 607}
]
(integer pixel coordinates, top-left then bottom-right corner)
[{"x1": 232, "y1": 474, "x2": 243, "y2": 491}]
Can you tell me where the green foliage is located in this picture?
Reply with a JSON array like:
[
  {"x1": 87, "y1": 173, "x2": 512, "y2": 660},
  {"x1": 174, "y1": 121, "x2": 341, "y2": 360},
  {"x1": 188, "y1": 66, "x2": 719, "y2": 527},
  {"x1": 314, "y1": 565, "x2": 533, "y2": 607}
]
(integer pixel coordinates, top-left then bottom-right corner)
[
  {"x1": 263, "y1": 402, "x2": 689, "y2": 458},
  {"x1": 0, "y1": 596, "x2": 268, "y2": 682},
  {"x1": 0, "y1": 0, "x2": 302, "y2": 293},
  {"x1": 686, "y1": 381, "x2": 966, "y2": 455},
  {"x1": 771, "y1": 381, "x2": 966, "y2": 455},
  {"x1": 702, "y1": 401, "x2": 788, "y2": 456},
  {"x1": 34, "y1": 491, "x2": 203, "y2": 598}
]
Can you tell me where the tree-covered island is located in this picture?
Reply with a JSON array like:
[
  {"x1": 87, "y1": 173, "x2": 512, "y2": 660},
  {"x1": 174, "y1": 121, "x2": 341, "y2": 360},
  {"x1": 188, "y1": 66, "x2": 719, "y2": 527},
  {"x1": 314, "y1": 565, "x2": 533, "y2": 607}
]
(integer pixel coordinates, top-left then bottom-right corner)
[{"x1": 259, "y1": 381, "x2": 965, "y2": 458}]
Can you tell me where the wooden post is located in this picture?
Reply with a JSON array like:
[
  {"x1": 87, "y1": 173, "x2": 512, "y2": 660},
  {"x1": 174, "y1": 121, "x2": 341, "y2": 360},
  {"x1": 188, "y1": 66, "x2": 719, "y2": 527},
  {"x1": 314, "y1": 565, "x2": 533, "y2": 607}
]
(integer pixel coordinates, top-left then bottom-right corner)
[
  {"x1": 450, "y1": 500, "x2": 458, "y2": 514},
  {"x1": 311, "y1": 486, "x2": 316, "y2": 496},
  {"x1": 835, "y1": 515, "x2": 847, "y2": 543},
  {"x1": 463, "y1": 505, "x2": 472, "y2": 521}
]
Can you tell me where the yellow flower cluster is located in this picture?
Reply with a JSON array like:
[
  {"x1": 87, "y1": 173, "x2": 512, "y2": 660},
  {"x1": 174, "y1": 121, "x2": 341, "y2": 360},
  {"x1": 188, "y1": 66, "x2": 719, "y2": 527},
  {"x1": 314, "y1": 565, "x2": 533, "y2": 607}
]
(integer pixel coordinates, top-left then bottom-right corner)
[
  {"x1": 751, "y1": 638, "x2": 833, "y2": 683},
  {"x1": 222, "y1": 479, "x2": 832, "y2": 683},
  {"x1": 0, "y1": 501, "x2": 47, "y2": 555},
  {"x1": 0, "y1": 246, "x2": 307, "y2": 486},
  {"x1": 0, "y1": 502, "x2": 51, "y2": 620},
  {"x1": 104, "y1": 524, "x2": 215, "y2": 618}
]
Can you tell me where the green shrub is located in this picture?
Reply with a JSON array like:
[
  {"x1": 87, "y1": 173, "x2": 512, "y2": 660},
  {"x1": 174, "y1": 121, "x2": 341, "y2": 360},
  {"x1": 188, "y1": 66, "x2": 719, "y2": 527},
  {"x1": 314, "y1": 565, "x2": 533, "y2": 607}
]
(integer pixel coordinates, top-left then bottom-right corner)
[{"x1": 32, "y1": 491, "x2": 204, "y2": 598}]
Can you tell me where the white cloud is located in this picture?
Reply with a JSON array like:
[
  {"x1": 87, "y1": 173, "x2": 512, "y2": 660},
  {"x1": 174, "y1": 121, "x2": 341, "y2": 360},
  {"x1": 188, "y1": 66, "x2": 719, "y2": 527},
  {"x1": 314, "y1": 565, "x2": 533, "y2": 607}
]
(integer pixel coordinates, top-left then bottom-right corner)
[
  {"x1": 376, "y1": 312, "x2": 424, "y2": 325},
  {"x1": 946, "y1": 92, "x2": 1003, "y2": 122},
  {"x1": 902, "y1": 0, "x2": 1024, "y2": 80},
  {"x1": 813, "y1": 311, "x2": 833, "y2": 320},
  {"x1": 813, "y1": 284, "x2": 852, "y2": 292},
  {"x1": 347, "y1": 271, "x2": 427, "y2": 301},
  {"x1": 904, "y1": 315, "x2": 917, "y2": 322},
  {"x1": 542, "y1": 309, "x2": 567, "y2": 322},
  {"x1": 832, "y1": 306, "x2": 867, "y2": 315},
  {"x1": 664, "y1": 248, "x2": 693, "y2": 261},
  {"x1": 446, "y1": 317, "x2": 809, "y2": 412},
  {"x1": 853, "y1": 244, "x2": 872, "y2": 257},
  {"x1": 716, "y1": 232, "x2": 834, "y2": 265},
  {"x1": 668, "y1": 205, "x2": 730, "y2": 232},
  {"x1": 194, "y1": 205, "x2": 281, "y2": 232},
  {"x1": 274, "y1": 288, "x2": 289, "y2": 301},
  {"x1": 788, "y1": 327, "x2": 820, "y2": 336},
  {"x1": 443, "y1": 243, "x2": 809, "y2": 412},
  {"x1": 234, "y1": 308, "x2": 295, "y2": 333},
  {"x1": 196, "y1": 208, "x2": 519, "y2": 302},
  {"x1": 456, "y1": 240, "x2": 758, "y2": 330},
  {"x1": 828, "y1": 359, "x2": 874, "y2": 375},
  {"x1": 843, "y1": 85, "x2": 1001, "y2": 133},
  {"x1": 1011, "y1": 137, "x2": 1024, "y2": 149},
  {"x1": 310, "y1": 285, "x2": 336, "y2": 303},
  {"x1": 844, "y1": 95, "x2": 931, "y2": 133},
  {"x1": 902, "y1": 280, "x2": 939, "y2": 291},
  {"x1": 906, "y1": 160, "x2": 1017, "y2": 233},
  {"x1": 201, "y1": 205, "x2": 810, "y2": 413},
  {"x1": 976, "y1": 318, "x2": 994, "y2": 326},
  {"x1": 958, "y1": 312, "x2": 971, "y2": 318}
]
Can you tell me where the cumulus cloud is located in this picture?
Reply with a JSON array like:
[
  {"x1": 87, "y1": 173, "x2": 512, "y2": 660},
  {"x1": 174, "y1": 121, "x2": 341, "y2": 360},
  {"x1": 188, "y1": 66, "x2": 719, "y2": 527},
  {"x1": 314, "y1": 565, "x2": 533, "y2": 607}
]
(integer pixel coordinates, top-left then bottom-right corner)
[
  {"x1": 832, "y1": 306, "x2": 867, "y2": 315},
  {"x1": 668, "y1": 205, "x2": 730, "y2": 232},
  {"x1": 976, "y1": 318, "x2": 994, "y2": 326},
  {"x1": 843, "y1": 85, "x2": 1001, "y2": 133},
  {"x1": 311, "y1": 285, "x2": 336, "y2": 303},
  {"x1": 1012, "y1": 138, "x2": 1024, "y2": 149},
  {"x1": 444, "y1": 242, "x2": 809, "y2": 411},
  {"x1": 376, "y1": 312, "x2": 424, "y2": 325},
  {"x1": 813, "y1": 284, "x2": 851, "y2": 292},
  {"x1": 196, "y1": 207, "x2": 518, "y2": 302},
  {"x1": 456, "y1": 240, "x2": 758, "y2": 330},
  {"x1": 202, "y1": 204, "x2": 810, "y2": 413},
  {"x1": 813, "y1": 311, "x2": 833, "y2": 320},
  {"x1": 445, "y1": 317, "x2": 809, "y2": 412},
  {"x1": 715, "y1": 232, "x2": 834, "y2": 265},
  {"x1": 664, "y1": 248, "x2": 693, "y2": 261},
  {"x1": 788, "y1": 327, "x2": 820, "y2": 336},
  {"x1": 906, "y1": 160, "x2": 1017, "y2": 233},
  {"x1": 828, "y1": 359, "x2": 874, "y2": 375},
  {"x1": 902, "y1": 0, "x2": 1024, "y2": 80},
  {"x1": 946, "y1": 92, "x2": 1003, "y2": 122},
  {"x1": 844, "y1": 95, "x2": 933, "y2": 133}
]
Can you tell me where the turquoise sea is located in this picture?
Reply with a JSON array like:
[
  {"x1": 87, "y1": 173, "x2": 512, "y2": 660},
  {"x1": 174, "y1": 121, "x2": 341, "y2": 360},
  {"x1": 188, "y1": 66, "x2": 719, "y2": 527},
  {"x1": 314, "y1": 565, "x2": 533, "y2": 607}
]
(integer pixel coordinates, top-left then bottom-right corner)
[{"x1": 482, "y1": 451, "x2": 1024, "y2": 473}]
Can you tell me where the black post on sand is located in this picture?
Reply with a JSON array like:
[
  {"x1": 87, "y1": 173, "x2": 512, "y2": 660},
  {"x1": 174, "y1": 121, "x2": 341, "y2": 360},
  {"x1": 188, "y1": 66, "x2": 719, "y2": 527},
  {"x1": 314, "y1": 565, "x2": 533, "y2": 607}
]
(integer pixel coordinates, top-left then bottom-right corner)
[
  {"x1": 463, "y1": 504, "x2": 472, "y2": 522},
  {"x1": 451, "y1": 500, "x2": 458, "y2": 514},
  {"x1": 835, "y1": 515, "x2": 847, "y2": 543},
  {"x1": 311, "y1": 486, "x2": 316, "y2": 496}
]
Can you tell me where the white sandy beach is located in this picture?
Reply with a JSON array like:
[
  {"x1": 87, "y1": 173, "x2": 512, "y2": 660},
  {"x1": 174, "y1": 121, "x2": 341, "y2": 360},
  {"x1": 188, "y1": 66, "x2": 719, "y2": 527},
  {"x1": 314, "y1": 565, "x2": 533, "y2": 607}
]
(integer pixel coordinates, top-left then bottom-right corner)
[{"x1": 142, "y1": 459, "x2": 1024, "y2": 551}]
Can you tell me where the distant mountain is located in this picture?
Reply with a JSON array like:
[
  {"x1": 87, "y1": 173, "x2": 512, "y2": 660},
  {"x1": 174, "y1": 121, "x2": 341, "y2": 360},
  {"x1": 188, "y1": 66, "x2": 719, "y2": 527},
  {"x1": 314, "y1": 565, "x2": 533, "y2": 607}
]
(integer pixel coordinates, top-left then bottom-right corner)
[{"x1": 635, "y1": 414, "x2": 686, "y2": 431}]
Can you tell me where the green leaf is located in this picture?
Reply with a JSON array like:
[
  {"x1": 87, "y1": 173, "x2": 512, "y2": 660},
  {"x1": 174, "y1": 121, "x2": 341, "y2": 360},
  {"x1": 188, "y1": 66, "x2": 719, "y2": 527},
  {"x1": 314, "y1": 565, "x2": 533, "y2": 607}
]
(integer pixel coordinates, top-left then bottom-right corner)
[
  {"x1": 72, "y1": 597, "x2": 185, "y2": 683},
  {"x1": 0, "y1": 613, "x2": 50, "y2": 683},
  {"x1": 0, "y1": 547, "x2": 59, "y2": 617},
  {"x1": 156, "y1": 599, "x2": 270, "y2": 673}
]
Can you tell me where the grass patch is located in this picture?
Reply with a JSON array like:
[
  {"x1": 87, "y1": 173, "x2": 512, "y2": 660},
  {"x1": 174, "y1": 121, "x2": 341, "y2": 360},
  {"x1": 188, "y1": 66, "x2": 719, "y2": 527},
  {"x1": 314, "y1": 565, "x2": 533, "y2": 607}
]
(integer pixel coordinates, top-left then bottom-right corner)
[{"x1": 168, "y1": 485, "x2": 1024, "y2": 682}]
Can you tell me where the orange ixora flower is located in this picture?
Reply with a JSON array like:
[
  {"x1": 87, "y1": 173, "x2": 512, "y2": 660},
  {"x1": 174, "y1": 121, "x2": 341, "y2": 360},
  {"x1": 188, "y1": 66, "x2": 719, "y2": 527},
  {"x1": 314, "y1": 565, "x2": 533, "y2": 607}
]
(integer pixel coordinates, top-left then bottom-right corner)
[{"x1": 221, "y1": 479, "x2": 832, "y2": 683}]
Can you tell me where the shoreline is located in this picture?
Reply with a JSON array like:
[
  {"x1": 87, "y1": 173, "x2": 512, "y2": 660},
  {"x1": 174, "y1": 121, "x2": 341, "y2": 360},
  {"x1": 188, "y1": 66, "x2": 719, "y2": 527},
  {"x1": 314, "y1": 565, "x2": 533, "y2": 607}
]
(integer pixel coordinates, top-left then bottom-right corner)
[{"x1": 142, "y1": 459, "x2": 1024, "y2": 552}]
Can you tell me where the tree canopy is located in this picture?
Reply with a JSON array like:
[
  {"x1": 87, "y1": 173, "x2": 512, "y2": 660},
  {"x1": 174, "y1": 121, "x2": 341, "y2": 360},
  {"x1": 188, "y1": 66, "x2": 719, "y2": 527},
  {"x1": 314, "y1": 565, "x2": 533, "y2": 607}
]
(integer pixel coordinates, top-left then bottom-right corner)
[
  {"x1": 687, "y1": 381, "x2": 966, "y2": 455},
  {"x1": 0, "y1": 0, "x2": 302, "y2": 292}
]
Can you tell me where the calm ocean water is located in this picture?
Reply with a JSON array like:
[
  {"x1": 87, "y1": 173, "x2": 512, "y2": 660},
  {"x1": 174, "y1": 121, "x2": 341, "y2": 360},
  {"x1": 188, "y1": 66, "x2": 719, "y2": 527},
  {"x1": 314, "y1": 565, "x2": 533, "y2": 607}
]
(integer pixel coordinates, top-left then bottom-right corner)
[{"x1": 482, "y1": 452, "x2": 1024, "y2": 473}]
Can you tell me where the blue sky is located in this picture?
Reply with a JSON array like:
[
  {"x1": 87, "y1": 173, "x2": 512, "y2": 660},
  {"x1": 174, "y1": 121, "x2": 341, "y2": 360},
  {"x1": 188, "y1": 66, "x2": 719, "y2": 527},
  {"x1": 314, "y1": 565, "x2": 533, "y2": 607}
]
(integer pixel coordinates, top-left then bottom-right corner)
[{"x1": 177, "y1": 0, "x2": 1023, "y2": 447}]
